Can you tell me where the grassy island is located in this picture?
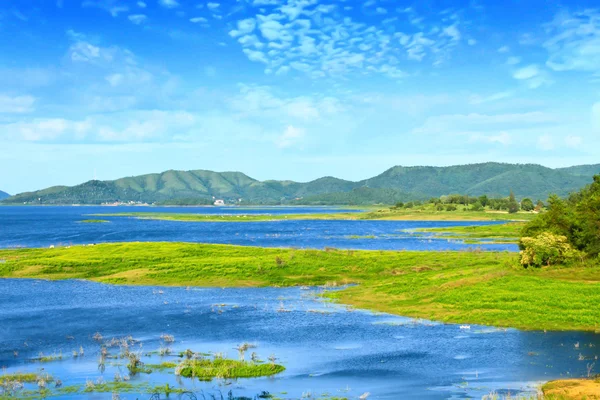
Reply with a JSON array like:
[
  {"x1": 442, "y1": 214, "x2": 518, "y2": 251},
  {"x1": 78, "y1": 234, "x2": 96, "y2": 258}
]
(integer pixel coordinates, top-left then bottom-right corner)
[
  {"x1": 93, "y1": 207, "x2": 538, "y2": 223},
  {"x1": 1, "y1": 242, "x2": 599, "y2": 331},
  {"x1": 177, "y1": 358, "x2": 285, "y2": 380}
]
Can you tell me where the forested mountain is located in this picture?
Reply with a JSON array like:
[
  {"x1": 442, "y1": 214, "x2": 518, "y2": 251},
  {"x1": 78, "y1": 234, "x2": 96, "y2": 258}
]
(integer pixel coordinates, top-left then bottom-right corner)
[
  {"x1": 0, "y1": 190, "x2": 9, "y2": 200},
  {"x1": 3, "y1": 163, "x2": 599, "y2": 205}
]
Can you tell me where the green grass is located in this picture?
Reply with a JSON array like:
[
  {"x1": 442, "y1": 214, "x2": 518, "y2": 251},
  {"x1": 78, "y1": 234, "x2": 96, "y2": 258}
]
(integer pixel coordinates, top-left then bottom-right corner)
[
  {"x1": 94, "y1": 206, "x2": 538, "y2": 223},
  {"x1": 414, "y1": 222, "x2": 525, "y2": 243},
  {"x1": 0, "y1": 373, "x2": 40, "y2": 384},
  {"x1": 1, "y1": 242, "x2": 599, "y2": 331},
  {"x1": 145, "y1": 361, "x2": 178, "y2": 371},
  {"x1": 177, "y1": 358, "x2": 285, "y2": 380},
  {"x1": 36, "y1": 354, "x2": 62, "y2": 363}
]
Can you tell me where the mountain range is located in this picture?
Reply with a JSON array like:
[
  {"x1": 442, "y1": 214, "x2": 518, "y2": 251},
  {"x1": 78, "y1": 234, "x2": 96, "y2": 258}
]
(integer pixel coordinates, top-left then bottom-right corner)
[
  {"x1": 0, "y1": 190, "x2": 9, "y2": 200},
  {"x1": 2, "y1": 162, "x2": 599, "y2": 205}
]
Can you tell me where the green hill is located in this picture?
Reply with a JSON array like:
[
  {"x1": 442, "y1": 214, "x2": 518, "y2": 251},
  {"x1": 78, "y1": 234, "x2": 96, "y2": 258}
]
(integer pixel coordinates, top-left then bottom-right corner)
[
  {"x1": 3, "y1": 162, "x2": 599, "y2": 205},
  {"x1": 0, "y1": 190, "x2": 9, "y2": 200}
]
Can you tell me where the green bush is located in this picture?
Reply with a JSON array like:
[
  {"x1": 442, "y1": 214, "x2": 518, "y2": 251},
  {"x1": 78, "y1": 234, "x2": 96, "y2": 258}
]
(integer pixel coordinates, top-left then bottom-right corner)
[
  {"x1": 519, "y1": 232, "x2": 583, "y2": 268},
  {"x1": 470, "y1": 201, "x2": 483, "y2": 211},
  {"x1": 521, "y1": 198, "x2": 534, "y2": 211}
]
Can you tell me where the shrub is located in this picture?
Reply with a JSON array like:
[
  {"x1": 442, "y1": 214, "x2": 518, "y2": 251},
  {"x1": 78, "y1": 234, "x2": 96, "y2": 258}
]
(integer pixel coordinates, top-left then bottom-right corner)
[
  {"x1": 519, "y1": 232, "x2": 583, "y2": 268},
  {"x1": 521, "y1": 198, "x2": 534, "y2": 211},
  {"x1": 470, "y1": 201, "x2": 483, "y2": 212}
]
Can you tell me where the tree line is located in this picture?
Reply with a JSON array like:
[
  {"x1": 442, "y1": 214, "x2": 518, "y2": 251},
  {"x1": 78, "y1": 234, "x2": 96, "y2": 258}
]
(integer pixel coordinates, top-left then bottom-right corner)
[{"x1": 393, "y1": 192, "x2": 543, "y2": 214}]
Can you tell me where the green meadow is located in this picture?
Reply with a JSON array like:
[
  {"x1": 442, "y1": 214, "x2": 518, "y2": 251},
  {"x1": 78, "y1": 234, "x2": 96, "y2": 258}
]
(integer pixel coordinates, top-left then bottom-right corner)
[
  {"x1": 414, "y1": 222, "x2": 525, "y2": 243},
  {"x1": 1, "y1": 242, "x2": 599, "y2": 331},
  {"x1": 94, "y1": 207, "x2": 538, "y2": 222}
]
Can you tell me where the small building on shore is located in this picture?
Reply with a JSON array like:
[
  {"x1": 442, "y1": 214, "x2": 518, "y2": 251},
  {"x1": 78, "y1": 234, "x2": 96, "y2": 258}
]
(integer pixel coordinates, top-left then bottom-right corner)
[{"x1": 214, "y1": 199, "x2": 225, "y2": 206}]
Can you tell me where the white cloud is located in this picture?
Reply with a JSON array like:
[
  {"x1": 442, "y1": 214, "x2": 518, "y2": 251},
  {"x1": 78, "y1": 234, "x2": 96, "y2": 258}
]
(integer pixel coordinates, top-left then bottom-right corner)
[
  {"x1": 137, "y1": 1, "x2": 147, "y2": 8},
  {"x1": 512, "y1": 64, "x2": 552, "y2": 89},
  {"x1": 489, "y1": 132, "x2": 512, "y2": 145},
  {"x1": 230, "y1": 2, "x2": 463, "y2": 79},
  {"x1": 69, "y1": 42, "x2": 103, "y2": 62},
  {"x1": 229, "y1": 84, "x2": 341, "y2": 121},
  {"x1": 467, "y1": 39, "x2": 476, "y2": 46},
  {"x1": 513, "y1": 64, "x2": 540, "y2": 80},
  {"x1": 128, "y1": 14, "x2": 147, "y2": 24},
  {"x1": 159, "y1": 0, "x2": 179, "y2": 9},
  {"x1": 469, "y1": 91, "x2": 513, "y2": 105},
  {"x1": 229, "y1": 18, "x2": 256, "y2": 37},
  {"x1": 470, "y1": 132, "x2": 512, "y2": 146},
  {"x1": 506, "y1": 56, "x2": 520, "y2": 65},
  {"x1": 413, "y1": 112, "x2": 556, "y2": 136},
  {"x1": 564, "y1": 135, "x2": 583, "y2": 148},
  {"x1": 276, "y1": 125, "x2": 305, "y2": 148},
  {"x1": 243, "y1": 49, "x2": 268, "y2": 63},
  {"x1": 497, "y1": 46, "x2": 510, "y2": 53},
  {"x1": 4, "y1": 118, "x2": 91, "y2": 142},
  {"x1": 442, "y1": 24, "x2": 461, "y2": 42},
  {"x1": 105, "y1": 74, "x2": 124, "y2": 87},
  {"x1": 3, "y1": 111, "x2": 196, "y2": 143},
  {"x1": 207, "y1": 2, "x2": 220, "y2": 10},
  {"x1": 82, "y1": 1, "x2": 128, "y2": 17},
  {"x1": 0, "y1": 94, "x2": 36, "y2": 113},
  {"x1": 544, "y1": 9, "x2": 600, "y2": 72},
  {"x1": 190, "y1": 17, "x2": 208, "y2": 23},
  {"x1": 537, "y1": 135, "x2": 554, "y2": 150}
]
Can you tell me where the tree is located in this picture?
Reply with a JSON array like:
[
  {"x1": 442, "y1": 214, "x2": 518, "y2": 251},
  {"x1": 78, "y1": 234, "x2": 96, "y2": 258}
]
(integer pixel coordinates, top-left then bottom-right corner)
[
  {"x1": 478, "y1": 195, "x2": 489, "y2": 207},
  {"x1": 521, "y1": 198, "x2": 534, "y2": 211},
  {"x1": 535, "y1": 200, "x2": 544, "y2": 212},
  {"x1": 508, "y1": 190, "x2": 519, "y2": 214}
]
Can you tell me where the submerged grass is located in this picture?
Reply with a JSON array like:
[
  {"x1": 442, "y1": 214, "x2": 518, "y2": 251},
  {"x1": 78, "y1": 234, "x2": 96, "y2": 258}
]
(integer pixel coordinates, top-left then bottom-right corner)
[{"x1": 1, "y1": 242, "x2": 599, "y2": 331}]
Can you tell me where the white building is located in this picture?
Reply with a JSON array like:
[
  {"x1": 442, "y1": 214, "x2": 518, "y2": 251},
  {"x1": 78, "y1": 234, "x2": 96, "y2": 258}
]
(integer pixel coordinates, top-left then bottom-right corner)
[{"x1": 214, "y1": 199, "x2": 225, "y2": 206}]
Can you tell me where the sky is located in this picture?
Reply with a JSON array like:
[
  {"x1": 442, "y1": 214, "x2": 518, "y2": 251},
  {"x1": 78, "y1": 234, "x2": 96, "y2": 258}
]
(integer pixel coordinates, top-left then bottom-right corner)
[{"x1": 0, "y1": 0, "x2": 599, "y2": 194}]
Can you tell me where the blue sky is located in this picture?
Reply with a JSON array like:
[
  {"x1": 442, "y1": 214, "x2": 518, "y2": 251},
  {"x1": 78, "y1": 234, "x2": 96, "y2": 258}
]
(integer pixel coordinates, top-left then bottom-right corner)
[{"x1": 1, "y1": 0, "x2": 599, "y2": 193}]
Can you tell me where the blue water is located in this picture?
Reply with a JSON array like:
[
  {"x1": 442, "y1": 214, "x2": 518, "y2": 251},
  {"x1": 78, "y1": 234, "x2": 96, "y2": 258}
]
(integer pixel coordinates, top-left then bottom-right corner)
[
  {"x1": 0, "y1": 279, "x2": 597, "y2": 399},
  {"x1": 0, "y1": 206, "x2": 517, "y2": 251}
]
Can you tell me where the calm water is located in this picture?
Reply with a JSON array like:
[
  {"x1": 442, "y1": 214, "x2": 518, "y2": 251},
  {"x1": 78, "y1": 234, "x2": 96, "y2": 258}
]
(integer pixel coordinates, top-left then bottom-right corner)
[
  {"x1": 1, "y1": 279, "x2": 597, "y2": 399},
  {"x1": 0, "y1": 206, "x2": 517, "y2": 251}
]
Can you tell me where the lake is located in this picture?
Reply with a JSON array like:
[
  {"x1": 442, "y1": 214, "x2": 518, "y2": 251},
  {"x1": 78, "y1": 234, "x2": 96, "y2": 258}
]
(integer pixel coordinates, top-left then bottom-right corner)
[
  {"x1": 0, "y1": 206, "x2": 516, "y2": 251},
  {"x1": 1, "y1": 279, "x2": 596, "y2": 399}
]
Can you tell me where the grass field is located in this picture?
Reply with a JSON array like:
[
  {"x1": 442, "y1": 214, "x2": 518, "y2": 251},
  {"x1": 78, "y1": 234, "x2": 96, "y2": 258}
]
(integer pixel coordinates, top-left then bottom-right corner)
[
  {"x1": 94, "y1": 207, "x2": 539, "y2": 223},
  {"x1": 414, "y1": 222, "x2": 525, "y2": 243},
  {"x1": 1, "y1": 242, "x2": 599, "y2": 331}
]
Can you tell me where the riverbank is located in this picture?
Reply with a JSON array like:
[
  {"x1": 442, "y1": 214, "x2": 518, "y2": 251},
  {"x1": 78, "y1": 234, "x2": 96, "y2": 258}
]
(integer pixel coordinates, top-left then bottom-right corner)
[
  {"x1": 1, "y1": 242, "x2": 598, "y2": 331},
  {"x1": 542, "y1": 378, "x2": 600, "y2": 399}
]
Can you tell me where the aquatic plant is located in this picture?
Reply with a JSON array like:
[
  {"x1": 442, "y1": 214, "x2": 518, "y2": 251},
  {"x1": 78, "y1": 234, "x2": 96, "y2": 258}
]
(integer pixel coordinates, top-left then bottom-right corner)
[
  {"x1": 160, "y1": 333, "x2": 175, "y2": 343},
  {"x1": 235, "y1": 343, "x2": 256, "y2": 361},
  {"x1": 159, "y1": 345, "x2": 172, "y2": 356}
]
